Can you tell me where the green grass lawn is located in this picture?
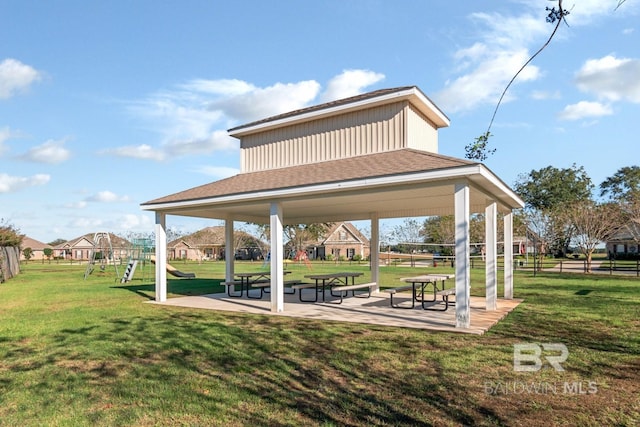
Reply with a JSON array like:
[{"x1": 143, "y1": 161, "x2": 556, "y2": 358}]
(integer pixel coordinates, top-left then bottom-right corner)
[{"x1": 0, "y1": 260, "x2": 638, "y2": 426}]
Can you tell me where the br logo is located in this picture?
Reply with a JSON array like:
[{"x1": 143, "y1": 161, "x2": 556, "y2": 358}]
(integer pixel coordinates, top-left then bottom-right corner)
[{"x1": 513, "y1": 343, "x2": 569, "y2": 372}]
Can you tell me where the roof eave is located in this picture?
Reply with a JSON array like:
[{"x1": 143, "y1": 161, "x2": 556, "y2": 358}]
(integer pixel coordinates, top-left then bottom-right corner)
[
  {"x1": 228, "y1": 87, "x2": 450, "y2": 138},
  {"x1": 140, "y1": 164, "x2": 523, "y2": 213}
]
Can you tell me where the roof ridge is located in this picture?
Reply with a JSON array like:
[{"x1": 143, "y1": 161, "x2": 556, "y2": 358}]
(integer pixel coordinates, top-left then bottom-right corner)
[{"x1": 228, "y1": 86, "x2": 418, "y2": 133}]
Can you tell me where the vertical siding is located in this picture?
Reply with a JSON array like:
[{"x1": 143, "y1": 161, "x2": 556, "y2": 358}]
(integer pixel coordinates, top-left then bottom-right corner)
[
  {"x1": 240, "y1": 102, "x2": 414, "y2": 173},
  {"x1": 406, "y1": 104, "x2": 438, "y2": 153}
]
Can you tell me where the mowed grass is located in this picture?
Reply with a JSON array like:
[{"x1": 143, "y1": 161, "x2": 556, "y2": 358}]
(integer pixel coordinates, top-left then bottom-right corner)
[{"x1": 0, "y1": 260, "x2": 638, "y2": 426}]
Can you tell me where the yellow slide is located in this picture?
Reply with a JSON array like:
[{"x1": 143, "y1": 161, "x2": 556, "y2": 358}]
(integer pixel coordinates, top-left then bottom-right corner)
[{"x1": 149, "y1": 256, "x2": 196, "y2": 279}]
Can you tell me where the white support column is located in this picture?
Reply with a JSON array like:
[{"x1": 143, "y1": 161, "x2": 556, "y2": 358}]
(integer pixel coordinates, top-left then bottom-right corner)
[
  {"x1": 504, "y1": 211, "x2": 514, "y2": 300},
  {"x1": 154, "y1": 212, "x2": 167, "y2": 302},
  {"x1": 370, "y1": 213, "x2": 380, "y2": 292},
  {"x1": 454, "y1": 183, "x2": 471, "y2": 328},
  {"x1": 225, "y1": 219, "x2": 234, "y2": 282},
  {"x1": 485, "y1": 201, "x2": 498, "y2": 311},
  {"x1": 270, "y1": 202, "x2": 284, "y2": 312}
]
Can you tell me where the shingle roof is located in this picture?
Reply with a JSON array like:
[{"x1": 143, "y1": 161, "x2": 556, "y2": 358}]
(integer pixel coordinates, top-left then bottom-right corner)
[{"x1": 142, "y1": 149, "x2": 476, "y2": 206}]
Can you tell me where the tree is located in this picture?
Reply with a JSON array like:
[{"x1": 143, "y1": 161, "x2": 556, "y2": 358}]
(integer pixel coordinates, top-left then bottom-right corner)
[
  {"x1": 391, "y1": 218, "x2": 423, "y2": 254},
  {"x1": 514, "y1": 164, "x2": 593, "y2": 210},
  {"x1": 254, "y1": 223, "x2": 332, "y2": 258},
  {"x1": 560, "y1": 201, "x2": 624, "y2": 272},
  {"x1": 599, "y1": 165, "x2": 640, "y2": 202},
  {"x1": 43, "y1": 247, "x2": 53, "y2": 263},
  {"x1": 514, "y1": 164, "x2": 594, "y2": 257},
  {"x1": 22, "y1": 247, "x2": 33, "y2": 262},
  {"x1": 523, "y1": 208, "x2": 561, "y2": 271},
  {"x1": 422, "y1": 215, "x2": 484, "y2": 255},
  {"x1": 0, "y1": 219, "x2": 23, "y2": 247}
]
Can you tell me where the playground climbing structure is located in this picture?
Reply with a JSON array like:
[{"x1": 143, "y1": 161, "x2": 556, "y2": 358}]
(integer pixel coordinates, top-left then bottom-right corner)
[
  {"x1": 84, "y1": 232, "x2": 120, "y2": 280},
  {"x1": 121, "y1": 238, "x2": 153, "y2": 283}
]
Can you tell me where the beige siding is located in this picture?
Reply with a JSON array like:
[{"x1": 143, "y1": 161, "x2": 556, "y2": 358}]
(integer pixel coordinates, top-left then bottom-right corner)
[
  {"x1": 406, "y1": 103, "x2": 438, "y2": 153},
  {"x1": 240, "y1": 102, "x2": 409, "y2": 172}
]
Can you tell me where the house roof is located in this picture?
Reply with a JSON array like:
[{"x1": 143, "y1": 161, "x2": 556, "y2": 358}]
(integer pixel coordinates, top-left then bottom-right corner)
[
  {"x1": 21, "y1": 236, "x2": 51, "y2": 250},
  {"x1": 167, "y1": 226, "x2": 261, "y2": 247},
  {"x1": 141, "y1": 148, "x2": 524, "y2": 224},
  {"x1": 321, "y1": 222, "x2": 369, "y2": 245},
  {"x1": 228, "y1": 86, "x2": 450, "y2": 137},
  {"x1": 55, "y1": 233, "x2": 130, "y2": 249}
]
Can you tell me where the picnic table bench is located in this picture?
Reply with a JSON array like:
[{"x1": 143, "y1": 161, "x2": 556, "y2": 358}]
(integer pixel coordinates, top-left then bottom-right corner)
[
  {"x1": 328, "y1": 282, "x2": 376, "y2": 304},
  {"x1": 223, "y1": 278, "x2": 306, "y2": 298},
  {"x1": 297, "y1": 272, "x2": 369, "y2": 303},
  {"x1": 386, "y1": 274, "x2": 455, "y2": 310}
]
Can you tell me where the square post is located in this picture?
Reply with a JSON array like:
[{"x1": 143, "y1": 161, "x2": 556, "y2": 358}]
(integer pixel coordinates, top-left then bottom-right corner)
[
  {"x1": 370, "y1": 212, "x2": 380, "y2": 292},
  {"x1": 504, "y1": 211, "x2": 514, "y2": 299},
  {"x1": 455, "y1": 183, "x2": 471, "y2": 328},
  {"x1": 270, "y1": 202, "x2": 284, "y2": 312},
  {"x1": 225, "y1": 220, "x2": 234, "y2": 282},
  {"x1": 154, "y1": 212, "x2": 167, "y2": 302},
  {"x1": 485, "y1": 201, "x2": 497, "y2": 310}
]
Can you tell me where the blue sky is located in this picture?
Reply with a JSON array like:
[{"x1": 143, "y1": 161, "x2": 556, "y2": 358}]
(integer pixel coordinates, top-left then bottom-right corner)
[{"x1": 1, "y1": 0, "x2": 639, "y2": 244}]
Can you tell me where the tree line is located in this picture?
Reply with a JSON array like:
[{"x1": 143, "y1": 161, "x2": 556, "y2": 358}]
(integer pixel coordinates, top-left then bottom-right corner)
[{"x1": 401, "y1": 164, "x2": 639, "y2": 273}]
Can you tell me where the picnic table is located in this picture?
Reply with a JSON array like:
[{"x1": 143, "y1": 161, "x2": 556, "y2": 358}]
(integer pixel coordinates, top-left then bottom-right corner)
[
  {"x1": 299, "y1": 272, "x2": 367, "y2": 303},
  {"x1": 386, "y1": 274, "x2": 455, "y2": 310},
  {"x1": 223, "y1": 271, "x2": 291, "y2": 299}
]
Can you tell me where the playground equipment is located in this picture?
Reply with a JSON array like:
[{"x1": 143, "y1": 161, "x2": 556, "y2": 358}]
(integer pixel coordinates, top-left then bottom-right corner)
[
  {"x1": 84, "y1": 232, "x2": 120, "y2": 280},
  {"x1": 120, "y1": 238, "x2": 153, "y2": 283},
  {"x1": 148, "y1": 256, "x2": 196, "y2": 279}
]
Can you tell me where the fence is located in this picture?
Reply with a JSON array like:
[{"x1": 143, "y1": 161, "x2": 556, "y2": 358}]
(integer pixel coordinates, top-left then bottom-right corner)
[
  {"x1": 421, "y1": 254, "x2": 640, "y2": 277},
  {"x1": 0, "y1": 246, "x2": 21, "y2": 283}
]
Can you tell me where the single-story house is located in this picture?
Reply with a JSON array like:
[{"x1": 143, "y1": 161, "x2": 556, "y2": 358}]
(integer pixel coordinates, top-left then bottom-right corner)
[
  {"x1": 141, "y1": 86, "x2": 524, "y2": 329},
  {"x1": 168, "y1": 226, "x2": 264, "y2": 261},
  {"x1": 20, "y1": 236, "x2": 52, "y2": 261},
  {"x1": 606, "y1": 222, "x2": 640, "y2": 258},
  {"x1": 54, "y1": 232, "x2": 130, "y2": 261}
]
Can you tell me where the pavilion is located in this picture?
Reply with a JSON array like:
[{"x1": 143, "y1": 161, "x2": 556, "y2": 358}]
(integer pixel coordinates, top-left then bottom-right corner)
[{"x1": 140, "y1": 86, "x2": 524, "y2": 329}]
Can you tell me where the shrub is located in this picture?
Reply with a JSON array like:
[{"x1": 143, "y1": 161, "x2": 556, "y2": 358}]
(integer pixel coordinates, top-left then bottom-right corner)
[{"x1": 0, "y1": 220, "x2": 23, "y2": 247}]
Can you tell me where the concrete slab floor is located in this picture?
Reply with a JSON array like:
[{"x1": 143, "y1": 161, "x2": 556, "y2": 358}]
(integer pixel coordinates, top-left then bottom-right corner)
[{"x1": 148, "y1": 290, "x2": 522, "y2": 335}]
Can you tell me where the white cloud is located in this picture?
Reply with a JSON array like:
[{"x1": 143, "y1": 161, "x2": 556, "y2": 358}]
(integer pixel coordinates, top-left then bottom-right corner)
[
  {"x1": 435, "y1": 49, "x2": 540, "y2": 113},
  {"x1": 164, "y1": 130, "x2": 237, "y2": 157},
  {"x1": 208, "y1": 80, "x2": 321, "y2": 123},
  {"x1": 433, "y1": 8, "x2": 548, "y2": 114},
  {"x1": 0, "y1": 173, "x2": 50, "y2": 193},
  {"x1": 117, "y1": 213, "x2": 153, "y2": 230},
  {"x1": 101, "y1": 144, "x2": 166, "y2": 161},
  {"x1": 117, "y1": 70, "x2": 383, "y2": 161},
  {"x1": 575, "y1": 55, "x2": 640, "y2": 103},
  {"x1": 85, "y1": 190, "x2": 130, "y2": 203},
  {"x1": 20, "y1": 139, "x2": 71, "y2": 164},
  {"x1": 0, "y1": 126, "x2": 17, "y2": 155},
  {"x1": 191, "y1": 165, "x2": 239, "y2": 178},
  {"x1": 0, "y1": 58, "x2": 42, "y2": 99},
  {"x1": 64, "y1": 201, "x2": 87, "y2": 209},
  {"x1": 179, "y1": 79, "x2": 255, "y2": 96},
  {"x1": 531, "y1": 90, "x2": 561, "y2": 100},
  {"x1": 557, "y1": 101, "x2": 613, "y2": 121},
  {"x1": 320, "y1": 69, "x2": 385, "y2": 103}
]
